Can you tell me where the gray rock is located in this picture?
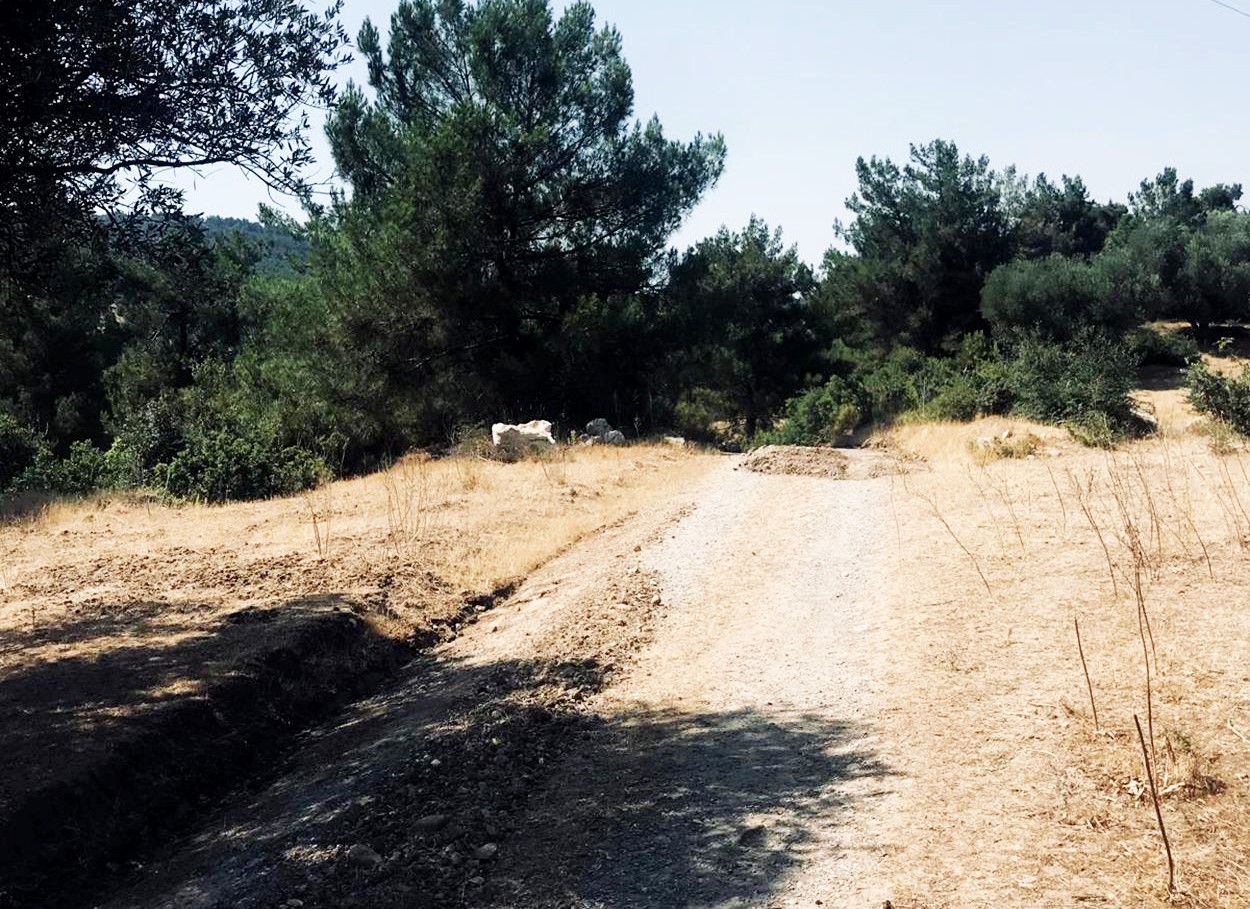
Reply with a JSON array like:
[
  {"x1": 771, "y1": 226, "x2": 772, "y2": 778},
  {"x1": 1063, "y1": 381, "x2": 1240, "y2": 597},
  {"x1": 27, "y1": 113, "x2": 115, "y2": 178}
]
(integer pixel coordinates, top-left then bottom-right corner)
[
  {"x1": 603, "y1": 429, "x2": 626, "y2": 445},
  {"x1": 345, "y1": 844, "x2": 383, "y2": 869},
  {"x1": 585, "y1": 417, "x2": 612, "y2": 438},
  {"x1": 415, "y1": 813, "x2": 449, "y2": 831},
  {"x1": 473, "y1": 843, "x2": 499, "y2": 861}
]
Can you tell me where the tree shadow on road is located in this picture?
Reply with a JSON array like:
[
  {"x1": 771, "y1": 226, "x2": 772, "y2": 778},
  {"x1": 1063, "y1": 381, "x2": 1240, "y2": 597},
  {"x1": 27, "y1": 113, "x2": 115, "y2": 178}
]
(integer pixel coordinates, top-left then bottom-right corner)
[
  {"x1": 0, "y1": 594, "x2": 411, "y2": 909},
  {"x1": 82, "y1": 651, "x2": 893, "y2": 909},
  {"x1": 485, "y1": 704, "x2": 893, "y2": 908}
]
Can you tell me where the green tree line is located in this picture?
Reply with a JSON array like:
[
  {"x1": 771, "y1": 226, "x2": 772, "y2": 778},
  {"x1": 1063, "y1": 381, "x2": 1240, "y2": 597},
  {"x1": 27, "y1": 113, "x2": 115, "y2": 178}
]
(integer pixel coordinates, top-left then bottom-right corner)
[{"x1": 4, "y1": 0, "x2": 1250, "y2": 501}]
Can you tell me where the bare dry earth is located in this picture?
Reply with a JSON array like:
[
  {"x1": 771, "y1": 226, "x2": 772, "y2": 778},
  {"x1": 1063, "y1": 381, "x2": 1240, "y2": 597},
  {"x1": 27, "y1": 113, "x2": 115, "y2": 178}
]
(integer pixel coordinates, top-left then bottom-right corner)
[
  {"x1": 61, "y1": 415, "x2": 1250, "y2": 907},
  {"x1": 485, "y1": 456, "x2": 904, "y2": 908},
  {"x1": 97, "y1": 451, "x2": 909, "y2": 909},
  {"x1": 0, "y1": 446, "x2": 714, "y2": 906}
]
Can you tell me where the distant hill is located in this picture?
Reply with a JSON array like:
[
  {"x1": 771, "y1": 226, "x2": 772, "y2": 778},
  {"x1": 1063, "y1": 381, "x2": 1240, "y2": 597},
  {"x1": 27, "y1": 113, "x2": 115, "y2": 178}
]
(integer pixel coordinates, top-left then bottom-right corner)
[{"x1": 200, "y1": 216, "x2": 310, "y2": 277}]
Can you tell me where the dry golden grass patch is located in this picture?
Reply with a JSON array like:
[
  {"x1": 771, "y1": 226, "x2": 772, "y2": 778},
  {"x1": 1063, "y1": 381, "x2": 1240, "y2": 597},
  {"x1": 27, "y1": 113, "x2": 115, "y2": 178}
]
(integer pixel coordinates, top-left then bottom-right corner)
[
  {"x1": 1, "y1": 443, "x2": 714, "y2": 617},
  {"x1": 878, "y1": 415, "x2": 1250, "y2": 907}
]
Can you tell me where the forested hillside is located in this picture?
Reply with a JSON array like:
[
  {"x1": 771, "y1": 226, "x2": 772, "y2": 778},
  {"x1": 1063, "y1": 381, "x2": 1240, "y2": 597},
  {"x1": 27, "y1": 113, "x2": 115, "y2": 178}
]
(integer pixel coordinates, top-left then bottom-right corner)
[
  {"x1": 5, "y1": 0, "x2": 1250, "y2": 503},
  {"x1": 200, "y1": 217, "x2": 310, "y2": 277}
]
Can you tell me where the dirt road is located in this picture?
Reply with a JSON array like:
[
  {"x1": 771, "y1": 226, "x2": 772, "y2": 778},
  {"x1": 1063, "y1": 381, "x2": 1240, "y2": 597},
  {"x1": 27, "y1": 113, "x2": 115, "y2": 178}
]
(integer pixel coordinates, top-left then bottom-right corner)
[
  {"x1": 103, "y1": 455, "x2": 903, "y2": 908},
  {"x1": 488, "y1": 461, "x2": 902, "y2": 908}
]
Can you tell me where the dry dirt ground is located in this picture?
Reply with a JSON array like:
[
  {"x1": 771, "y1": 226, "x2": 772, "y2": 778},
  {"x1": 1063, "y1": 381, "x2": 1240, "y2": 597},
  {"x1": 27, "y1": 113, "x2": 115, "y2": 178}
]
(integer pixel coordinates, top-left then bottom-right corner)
[
  {"x1": 9, "y1": 368, "x2": 1250, "y2": 908},
  {"x1": 97, "y1": 450, "x2": 909, "y2": 909},
  {"x1": 0, "y1": 445, "x2": 714, "y2": 906}
]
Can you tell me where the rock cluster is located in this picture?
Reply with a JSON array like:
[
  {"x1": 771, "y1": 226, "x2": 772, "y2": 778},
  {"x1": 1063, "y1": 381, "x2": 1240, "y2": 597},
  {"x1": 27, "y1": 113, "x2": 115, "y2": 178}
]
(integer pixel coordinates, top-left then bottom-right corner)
[{"x1": 579, "y1": 418, "x2": 626, "y2": 446}]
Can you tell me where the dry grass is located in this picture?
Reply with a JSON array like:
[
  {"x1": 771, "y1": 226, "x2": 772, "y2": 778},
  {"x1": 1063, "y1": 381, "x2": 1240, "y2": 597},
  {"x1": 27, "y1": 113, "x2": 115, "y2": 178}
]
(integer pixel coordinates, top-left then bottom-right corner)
[
  {"x1": 877, "y1": 401, "x2": 1250, "y2": 907},
  {"x1": 1, "y1": 443, "x2": 714, "y2": 614}
]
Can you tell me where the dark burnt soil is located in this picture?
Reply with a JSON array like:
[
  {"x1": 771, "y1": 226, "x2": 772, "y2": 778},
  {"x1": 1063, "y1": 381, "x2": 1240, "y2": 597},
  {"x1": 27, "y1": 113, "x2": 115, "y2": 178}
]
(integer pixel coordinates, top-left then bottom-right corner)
[{"x1": 0, "y1": 585, "x2": 509, "y2": 909}]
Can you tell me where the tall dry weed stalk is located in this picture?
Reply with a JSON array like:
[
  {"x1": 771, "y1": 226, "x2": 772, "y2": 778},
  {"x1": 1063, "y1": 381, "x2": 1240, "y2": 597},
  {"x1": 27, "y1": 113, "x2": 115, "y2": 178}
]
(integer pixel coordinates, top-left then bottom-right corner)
[
  {"x1": 1158, "y1": 436, "x2": 1213, "y2": 578},
  {"x1": 453, "y1": 455, "x2": 485, "y2": 492},
  {"x1": 1213, "y1": 454, "x2": 1250, "y2": 550},
  {"x1": 1075, "y1": 617, "x2": 1100, "y2": 732},
  {"x1": 535, "y1": 448, "x2": 569, "y2": 489},
  {"x1": 1044, "y1": 460, "x2": 1069, "y2": 533},
  {"x1": 1135, "y1": 713, "x2": 1177, "y2": 894},
  {"x1": 304, "y1": 485, "x2": 333, "y2": 560},
  {"x1": 1067, "y1": 468, "x2": 1119, "y2": 598},
  {"x1": 982, "y1": 466, "x2": 1026, "y2": 555},
  {"x1": 963, "y1": 464, "x2": 1012, "y2": 560},
  {"x1": 911, "y1": 480, "x2": 994, "y2": 597},
  {"x1": 1102, "y1": 456, "x2": 1161, "y2": 762},
  {"x1": 382, "y1": 455, "x2": 443, "y2": 561}
]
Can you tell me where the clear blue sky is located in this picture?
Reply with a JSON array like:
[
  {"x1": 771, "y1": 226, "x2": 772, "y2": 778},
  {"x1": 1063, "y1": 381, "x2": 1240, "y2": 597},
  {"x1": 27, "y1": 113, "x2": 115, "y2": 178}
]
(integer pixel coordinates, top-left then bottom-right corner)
[{"x1": 169, "y1": 0, "x2": 1250, "y2": 265}]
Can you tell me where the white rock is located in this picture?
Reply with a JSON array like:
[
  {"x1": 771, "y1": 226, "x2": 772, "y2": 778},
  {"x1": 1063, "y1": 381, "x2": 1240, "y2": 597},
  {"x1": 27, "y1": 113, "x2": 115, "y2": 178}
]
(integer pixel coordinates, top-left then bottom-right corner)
[{"x1": 491, "y1": 420, "x2": 556, "y2": 457}]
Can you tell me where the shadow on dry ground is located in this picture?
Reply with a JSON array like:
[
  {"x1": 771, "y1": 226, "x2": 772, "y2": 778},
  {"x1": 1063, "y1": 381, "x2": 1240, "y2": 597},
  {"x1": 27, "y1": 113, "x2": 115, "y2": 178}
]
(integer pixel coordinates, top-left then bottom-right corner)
[
  {"x1": 483, "y1": 707, "x2": 891, "y2": 909},
  {"x1": 0, "y1": 594, "x2": 414, "y2": 909},
  {"x1": 82, "y1": 645, "x2": 891, "y2": 909}
]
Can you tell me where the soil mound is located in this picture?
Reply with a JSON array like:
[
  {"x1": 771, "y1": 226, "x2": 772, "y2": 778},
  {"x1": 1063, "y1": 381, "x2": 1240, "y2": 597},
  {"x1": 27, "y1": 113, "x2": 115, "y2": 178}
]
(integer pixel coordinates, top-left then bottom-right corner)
[
  {"x1": 740, "y1": 445, "x2": 849, "y2": 478},
  {"x1": 739, "y1": 445, "x2": 906, "y2": 480}
]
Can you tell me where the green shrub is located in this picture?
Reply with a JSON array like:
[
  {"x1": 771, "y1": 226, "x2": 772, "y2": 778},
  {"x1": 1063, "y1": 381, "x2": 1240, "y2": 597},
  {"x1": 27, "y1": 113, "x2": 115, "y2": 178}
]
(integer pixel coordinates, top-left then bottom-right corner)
[
  {"x1": 102, "y1": 441, "x2": 144, "y2": 488},
  {"x1": 0, "y1": 414, "x2": 45, "y2": 490},
  {"x1": 113, "y1": 395, "x2": 188, "y2": 473},
  {"x1": 761, "y1": 376, "x2": 865, "y2": 445},
  {"x1": 50, "y1": 441, "x2": 110, "y2": 495},
  {"x1": 1126, "y1": 326, "x2": 1199, "y2": 367},
  {"x1": 673, "y1": 387, "x2": 732, "y2": 442},
  {"x1": 982, "y1": 254, "x2": 1140, "y2": 342},
  {"x1": 157, "y1": 430, "x2": 325, "y2": 503},
  {"x1": 857, "y1": 347, "x2": 932, "y2": 416},
  {"x1": 924, "y1": 373, "x2": 981, "y2": 421},
  {"x1": 1006, "y1": 332, "x2": 1140, "y2": 440},
  {"x1": 9, "y1": 440, "x2": 124, "y2": 495},
  {"x1": 1187, "y1": 362, "x2": 1250, "y2": 435}
]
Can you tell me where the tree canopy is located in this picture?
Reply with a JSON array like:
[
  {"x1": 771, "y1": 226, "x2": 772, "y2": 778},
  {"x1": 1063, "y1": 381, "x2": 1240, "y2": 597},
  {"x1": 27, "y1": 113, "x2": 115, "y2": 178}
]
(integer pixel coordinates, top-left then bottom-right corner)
[
  {"x1": 668, "y1": 217, "x2": 822, "y2": 437},
  {"x1": 0, "y1": 0, "x2": 347, "y2": 286},
  {"x1": 6, "y1": 0, "x2": 1250, "y2": 501},
  {"x1": 315, "y1": 0, "x2": 726, "y2": 437},
  {"x1": 831, "y1": 139, "x2": 1013, "y2": 352}
]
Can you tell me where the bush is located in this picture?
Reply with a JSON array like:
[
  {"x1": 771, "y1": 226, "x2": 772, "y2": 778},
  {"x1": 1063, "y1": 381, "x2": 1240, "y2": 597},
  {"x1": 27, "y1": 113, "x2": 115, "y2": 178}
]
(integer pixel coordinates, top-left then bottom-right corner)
[
  {"x1": 112, "y1": 394, "x2": 188, "y2": 473},
  {"x1": 1006, "y1": 331, "x2": 1140, "y2": 439},
  {"x1": 924, "y1": 373, "x2": 981, "y2": 421},
  {"x1": 102, "y1": 441, "x2": 144, "y2": 488},
  {"x1": 48, "y1": 441, "x2": 110, "y2": 495},
  {"x1": 157, "y1": 430, "x2": 326, "y2": 503},
  {"x1": 9, "y1": 440, "x2": 129, "y2": 495},
  {"x1": 673, "y1": 387, "x2": 733, "y2": 442},
  {"x1": 0, "y1": 414, "x2": 45, "y2": 490},
  {"x1": 1187, "y1": 362, "x2": 1250, "y2": 435},
  {"x1": 761, "y1": 339, "x2": 1018, "y2": 446},
  {"x1": 760, "y1": 376, "x2": 864, "y2": 445},
  {"x1": 1126, "y1": 326, "x2": 1199, "y2": 367},
  {"x1": 985, "y1": 256, "x2": 1115, "y2": 340}
]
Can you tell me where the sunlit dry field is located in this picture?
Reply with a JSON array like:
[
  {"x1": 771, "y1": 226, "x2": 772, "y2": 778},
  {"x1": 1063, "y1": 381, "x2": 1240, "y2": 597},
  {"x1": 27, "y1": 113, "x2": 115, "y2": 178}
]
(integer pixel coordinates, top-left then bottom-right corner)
[{"x1": 873, "y1": 362, "x2": 1250, "y2": 907}]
